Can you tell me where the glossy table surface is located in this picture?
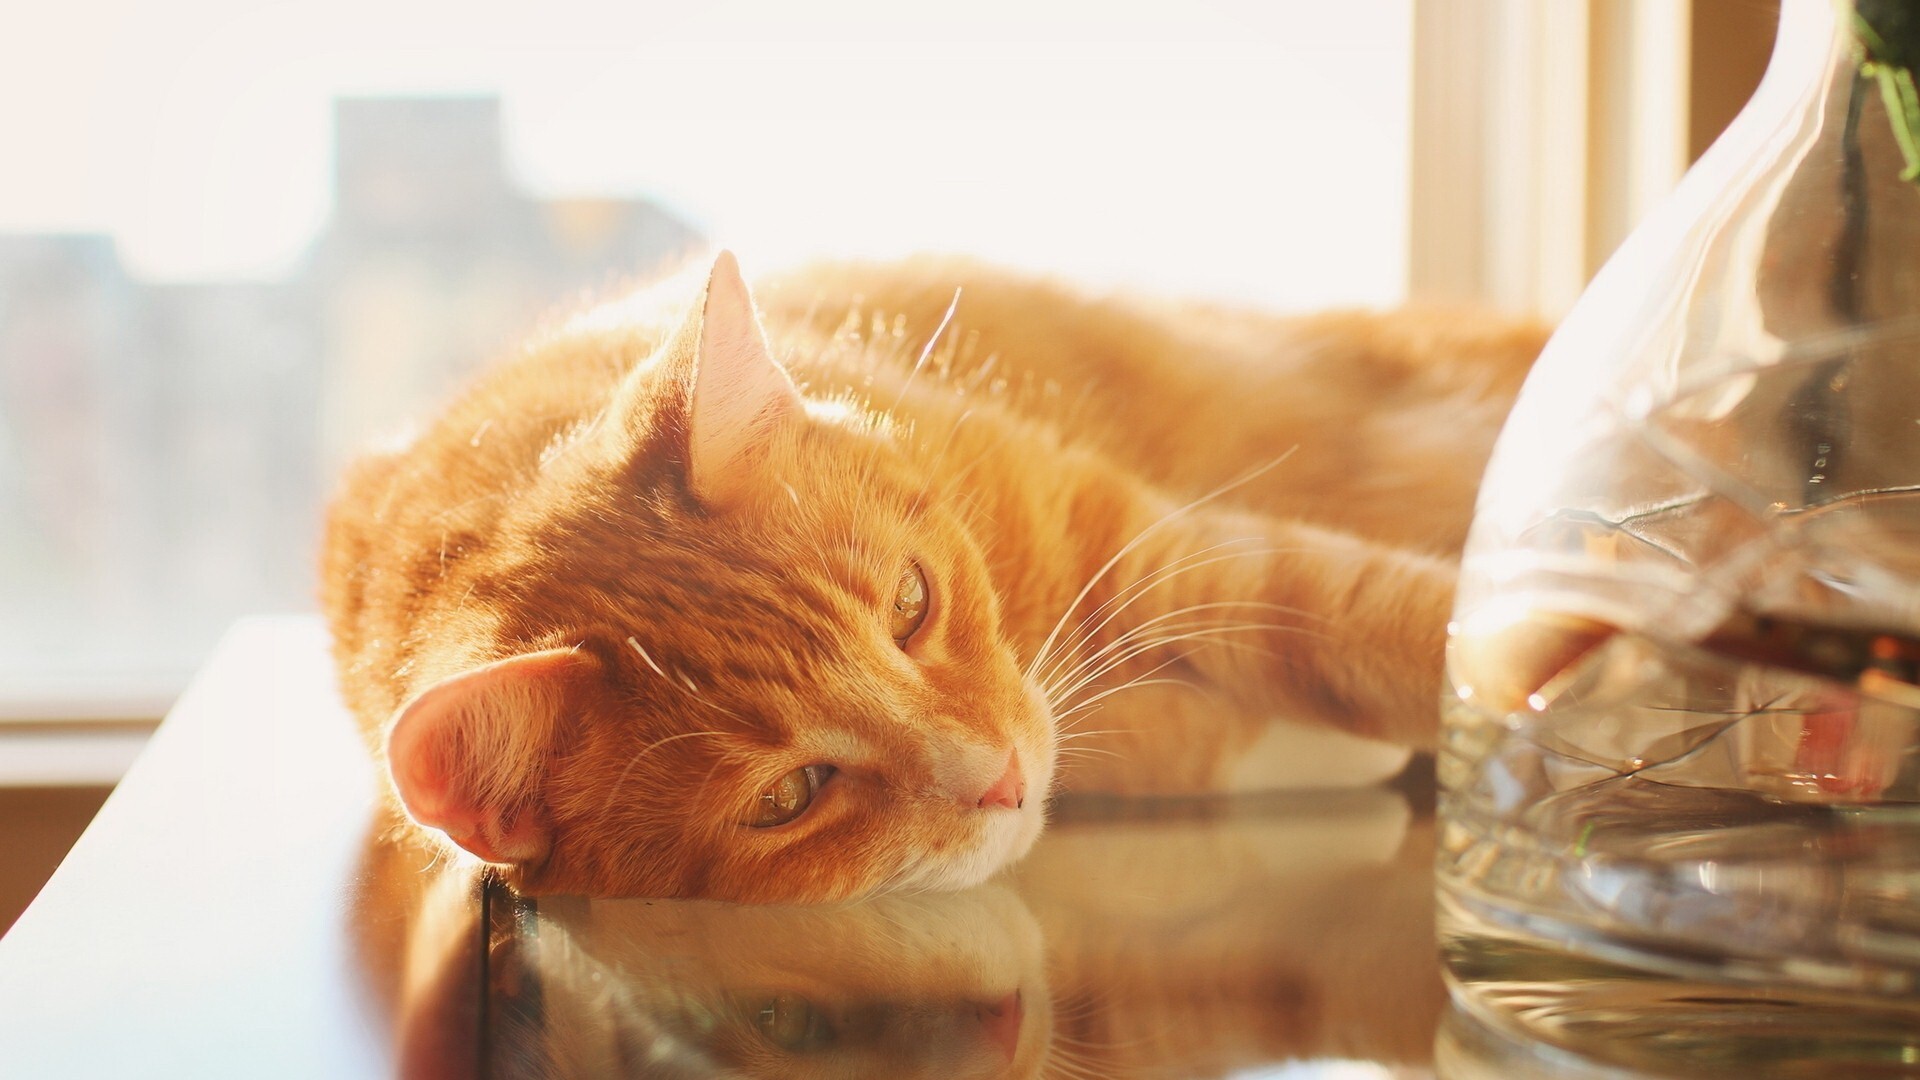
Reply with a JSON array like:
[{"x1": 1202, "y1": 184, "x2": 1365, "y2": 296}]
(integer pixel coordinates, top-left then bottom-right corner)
[{"x1": 0, "y1": 617, "x2": 1631, "y2": 1078}]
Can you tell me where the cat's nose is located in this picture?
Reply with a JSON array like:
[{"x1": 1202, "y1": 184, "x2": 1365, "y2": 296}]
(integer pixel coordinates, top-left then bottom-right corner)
[
  {"x1": 976, "y1": 989, "x2": 1025, "y2": 1061},
  {"x1": 976, "y1": 753, "x2": 1026, "y2": 810}
]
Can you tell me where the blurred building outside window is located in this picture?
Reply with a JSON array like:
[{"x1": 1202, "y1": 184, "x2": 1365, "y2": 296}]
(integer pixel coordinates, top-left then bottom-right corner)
[{"x1": 1, "y1": 99, "x2": 697, "y2": 718}]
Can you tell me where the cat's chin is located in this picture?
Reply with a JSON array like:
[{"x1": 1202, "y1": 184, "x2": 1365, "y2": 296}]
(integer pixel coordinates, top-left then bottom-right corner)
[{"x1": 895, "y1": 797, "x2": 1049, "y2": 894}]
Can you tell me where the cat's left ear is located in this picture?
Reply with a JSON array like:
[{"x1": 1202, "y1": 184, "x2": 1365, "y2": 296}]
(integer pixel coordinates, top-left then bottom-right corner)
[
  {"x1": 681, "y1": 251, "x2": 803, "y2": 509},
  {"x1": 384, "y1": 648, "x2": 600, "y2": 866}
]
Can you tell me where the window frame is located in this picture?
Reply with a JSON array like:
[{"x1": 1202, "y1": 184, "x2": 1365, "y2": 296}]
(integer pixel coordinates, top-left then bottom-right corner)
[{"x1": 1407, "y1": 0, "x2": 1693, "y2": 317}]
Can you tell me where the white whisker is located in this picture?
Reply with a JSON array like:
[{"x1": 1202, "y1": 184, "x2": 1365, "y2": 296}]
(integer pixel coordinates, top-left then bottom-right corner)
[
  {"x1": 1056, "y1": 746, "x2": 1126, "y2": 760},
  {"x1": 1045, "y1": 622, "x2": 1294, "y2": 709},
  {"x1": 1054, "y1": 727, "x2": 1126, "y2": 739},
  {"x1": 1051, "y1": 651, "x2": 1196, "y2": 718},
  {"x1": 889, "y1": 286, "x2": 962, "y2": 412},
  {"x1": 1025, "y1": 448, "x2": 1298, "y2": 684},
  {"x1": 1053, "y1": 677, "x2": 1197, "y2": 725},
  {"x1": 594, "y1": 729, "x2": 727, "y2": 820},
  {"x1": 1033, "y1": 540, "x2": 1277, "y2": 690},
  {"x1": 625, "y1": 636, "x2": 668, "y2": 679},
  {"x1": 1039, "y1": 588, "x2": 1309, "y2": 695},
  {"x1": 1056, "y1": 625, "x2": 1282, "y2": 696},
  {"x1": 1043, "y1": 609, "x2": 1305, "y2": 705}
]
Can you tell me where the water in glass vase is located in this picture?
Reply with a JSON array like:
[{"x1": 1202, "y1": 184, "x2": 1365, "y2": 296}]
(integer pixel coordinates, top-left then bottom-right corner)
[{"x1": 1439, "y1": 359, "x2": 1920, "y2": 1077}]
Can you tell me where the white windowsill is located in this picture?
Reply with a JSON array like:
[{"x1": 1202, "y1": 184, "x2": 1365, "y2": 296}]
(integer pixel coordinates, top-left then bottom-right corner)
[
  {"x1": 0, "y1": 674, "x2": 184, "y2": 725},
  {"x1": 0, "y1": 726, "x2": 153, "y2": 787}
]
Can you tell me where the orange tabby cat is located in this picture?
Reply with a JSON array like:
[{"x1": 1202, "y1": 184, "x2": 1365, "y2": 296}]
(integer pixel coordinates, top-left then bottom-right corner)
[{"x1": 321, "y1": 252, "x2": 1544, "y2": 902}]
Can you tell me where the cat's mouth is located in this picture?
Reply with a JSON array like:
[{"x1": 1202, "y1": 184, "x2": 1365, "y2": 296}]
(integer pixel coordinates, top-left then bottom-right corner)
[
  {"x1": 951, "y1": 776, "x2": 1050, "y2": 891},
  {"x1": 881, "y1": 776, "x2": 1046, "y2": 895}
]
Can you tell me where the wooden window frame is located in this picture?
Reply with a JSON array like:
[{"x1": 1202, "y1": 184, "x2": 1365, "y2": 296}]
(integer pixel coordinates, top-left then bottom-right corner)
[{"x1": 1408, "y1": 0, "x2": 1696, "y2": 317}]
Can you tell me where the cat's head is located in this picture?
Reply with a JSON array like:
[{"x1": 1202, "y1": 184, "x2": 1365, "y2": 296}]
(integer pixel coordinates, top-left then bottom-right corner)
[{"x1": 381, "y1": 253, "x2": 1055, "y2": 902}]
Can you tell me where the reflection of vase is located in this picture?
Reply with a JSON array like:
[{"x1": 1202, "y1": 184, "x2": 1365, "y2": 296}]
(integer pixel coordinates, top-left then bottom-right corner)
[{"x1": 1437, "y1": 0, "x2": 1920, "y2": 1071}]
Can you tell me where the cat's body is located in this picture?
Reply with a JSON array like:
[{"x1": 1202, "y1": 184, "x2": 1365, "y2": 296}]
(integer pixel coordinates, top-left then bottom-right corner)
[{"x1": 322, "y1": 253, "x2": 1545, "y2": 902}]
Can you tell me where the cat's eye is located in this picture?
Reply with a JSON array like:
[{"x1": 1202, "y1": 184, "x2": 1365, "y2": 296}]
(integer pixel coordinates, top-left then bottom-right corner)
[
  {"x1": 890, "y1": 561, "x2": 930, "y2": 644},
  {"x1": 753, "y1": 992, "x2": 837, "y2": 1051},
  {"x1": 749, "y1": 764, "x2": 834, "y2": 828}
]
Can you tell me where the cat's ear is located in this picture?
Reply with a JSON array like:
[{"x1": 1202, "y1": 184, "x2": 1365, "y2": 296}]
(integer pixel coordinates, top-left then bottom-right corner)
[
  {"x1": 681, "y1": 251, "x2": 802, "y2": 508},
  {"x1": 384, "y1": 648, "x2": 599, "y2": 866}
]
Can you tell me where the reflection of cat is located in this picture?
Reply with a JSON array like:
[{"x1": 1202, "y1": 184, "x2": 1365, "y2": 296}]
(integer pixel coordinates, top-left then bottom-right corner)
[
  {"x1": 515, "y1": 887, "x2": 1050, "y2": 1079},
  {"x1": 344, "y1": 815, "x2": 486, "y2": 1080},
  {"x1": 1017, "y1": 791, "x2": 1443, "y2": 1075},
  {"x1": 323, "y1": 252, "x2": 1544, "y2": 901},
  {"x1": 452, "y1": 791, "x2": 1439, "y2": 1078}
]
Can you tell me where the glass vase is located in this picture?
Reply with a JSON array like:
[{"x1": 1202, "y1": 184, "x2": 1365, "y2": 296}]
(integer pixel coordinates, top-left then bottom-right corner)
[{"x1": 1437, "y1": 0, "x2": 1920, "y2": 1073}]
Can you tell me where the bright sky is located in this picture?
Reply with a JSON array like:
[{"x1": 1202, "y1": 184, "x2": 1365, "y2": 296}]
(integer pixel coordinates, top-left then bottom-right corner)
[{"x1": 1, "y1": 0, "x2": 1411, "y2": 307}]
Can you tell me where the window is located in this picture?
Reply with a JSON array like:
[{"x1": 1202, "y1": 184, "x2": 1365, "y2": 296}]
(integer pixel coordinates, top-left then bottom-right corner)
[
  {"x1": 0, "y1": 1, "x2": 1417, "y2": 724},
  {"x1": 8, "y1": 0, "x2": 1792, "y2": 743}
]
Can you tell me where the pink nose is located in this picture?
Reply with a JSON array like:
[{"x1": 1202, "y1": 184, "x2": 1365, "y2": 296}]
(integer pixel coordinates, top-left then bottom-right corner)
[
  {"x1": 977, "y1": 989, "x2": 1024, "y2": 1061},
  {"x1": 977, "y1": 753, "x2": 1026, "y2": 810}
]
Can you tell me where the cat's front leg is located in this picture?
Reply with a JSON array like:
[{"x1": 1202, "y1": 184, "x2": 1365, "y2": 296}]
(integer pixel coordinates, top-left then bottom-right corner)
[
  {"x1": 1045, "y1": 676, "x2": 1415, "y2": 795},
  {"x1": 1035, "y1": 499, "x2": 1456, "y2": 771},
  {"x1": 1189, "y1": 507, "x2": 1457, "y2": 750}
]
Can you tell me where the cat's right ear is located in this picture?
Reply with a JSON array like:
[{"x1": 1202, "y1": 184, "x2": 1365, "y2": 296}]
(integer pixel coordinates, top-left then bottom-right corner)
[
  {"x1": 603, "y1": 252, "x2": 801, "y2": 508},
  {"x1": 384, "y1": 648, "x2": 599, "y2": 866},
  {"x1": 678, "y1": 251, "x2": 803, "y2": 509}
]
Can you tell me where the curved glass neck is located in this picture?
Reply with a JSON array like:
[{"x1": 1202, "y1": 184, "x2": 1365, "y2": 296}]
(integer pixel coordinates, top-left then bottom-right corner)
[{"x1": 1459, "y1": 0, "x2": 1920, "y2": 561}]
